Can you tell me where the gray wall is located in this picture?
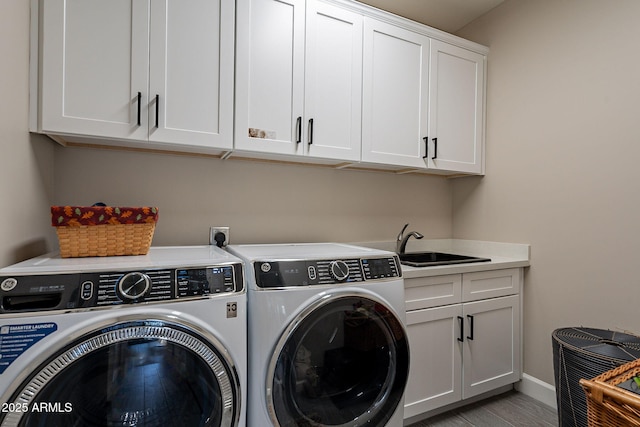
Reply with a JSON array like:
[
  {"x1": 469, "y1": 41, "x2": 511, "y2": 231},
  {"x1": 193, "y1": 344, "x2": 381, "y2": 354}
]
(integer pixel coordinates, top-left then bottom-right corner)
[
  {"x1": 53, "y1": 147, "x2": 453, "y2": 246},
  {"x1": 0, "y1": 1, "x2": 55, "y2": 267},
  {"x1": 455, "y1": 0, "x2": 640, "y2": 385}
]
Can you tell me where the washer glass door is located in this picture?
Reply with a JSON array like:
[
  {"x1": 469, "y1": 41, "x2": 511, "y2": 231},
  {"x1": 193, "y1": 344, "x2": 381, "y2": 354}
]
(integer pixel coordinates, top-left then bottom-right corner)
[
  {"x1": 1, "y1": 319, "x2": 239, "y2": 427},
  {"x1": 268, "y1": 294, "x2": 409, "y2": 426}
]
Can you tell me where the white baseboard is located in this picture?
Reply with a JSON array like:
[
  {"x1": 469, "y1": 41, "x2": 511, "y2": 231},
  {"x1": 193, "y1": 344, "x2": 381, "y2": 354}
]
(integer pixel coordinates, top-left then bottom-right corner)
[{"x1": 516, "y1": 373, "x2": 557, "y2": 410}]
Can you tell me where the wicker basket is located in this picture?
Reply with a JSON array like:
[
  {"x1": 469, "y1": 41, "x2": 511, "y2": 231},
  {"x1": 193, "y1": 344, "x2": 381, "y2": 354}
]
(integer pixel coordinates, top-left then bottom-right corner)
[
  {"x1": 580, "y1": 358, "x2": 640, "y2": 426},
  {"x1": 51, "y1": 206, "x2": 158, "y2": 258}
]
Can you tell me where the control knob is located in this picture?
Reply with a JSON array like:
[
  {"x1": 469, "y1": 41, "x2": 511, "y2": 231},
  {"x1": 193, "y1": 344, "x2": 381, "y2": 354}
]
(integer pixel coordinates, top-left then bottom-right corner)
[
  {"x1": 118, "y1": 272, "x2": 151, "y2": 300},
  {"x1": 329, "y1": 260, "x2": 350, "y2": 282}
]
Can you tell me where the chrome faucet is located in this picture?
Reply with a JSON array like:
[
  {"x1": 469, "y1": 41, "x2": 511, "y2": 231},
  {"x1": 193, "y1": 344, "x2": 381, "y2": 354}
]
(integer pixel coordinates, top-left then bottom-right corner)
[{"x1": 396, "y1": 223, "x2": 424, "y2": 254}]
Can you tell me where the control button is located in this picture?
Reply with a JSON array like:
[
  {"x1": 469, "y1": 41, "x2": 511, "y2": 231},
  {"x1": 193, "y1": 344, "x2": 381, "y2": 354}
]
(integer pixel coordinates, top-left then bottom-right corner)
[
  {"x1": 260, "y1": 263, "x2": 272, "y2": 273},
  {"x1": 1, "y1": 278, "x2": 17, "y2": 292},
  {"x1": 308, "y1": 266, "x2": 317, "y2": 280},
  {"x1": 117, "y1": 272, "x2": 151, "y2": 300},
  {"x1": 329, "y1": 260, "x2": 350, "y2": 282},
  {"x1": 81, "y1": 281, "x2": 94, "y2": 300}
]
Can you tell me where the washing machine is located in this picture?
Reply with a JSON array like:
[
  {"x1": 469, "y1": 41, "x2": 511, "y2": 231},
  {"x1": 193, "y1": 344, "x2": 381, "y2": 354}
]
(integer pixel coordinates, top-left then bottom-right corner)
[
  {"x1": 227, "y1": 243, "x2": 409, "y2": 427},
  {"x1": 0, "y1": 246, "x2": 246, "y2": 427}
]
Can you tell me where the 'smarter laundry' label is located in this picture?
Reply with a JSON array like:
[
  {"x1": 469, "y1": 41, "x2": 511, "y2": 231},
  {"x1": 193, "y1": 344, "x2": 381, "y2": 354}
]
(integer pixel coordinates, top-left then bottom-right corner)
[{"x1": 0, "y1": 323, "x2": 57, "y2": 374}]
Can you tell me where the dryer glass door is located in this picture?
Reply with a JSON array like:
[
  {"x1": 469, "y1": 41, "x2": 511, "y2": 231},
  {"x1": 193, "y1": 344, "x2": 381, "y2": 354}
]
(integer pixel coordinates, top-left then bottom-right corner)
[
  {"x1": 0, "y1": 319, "x2": 239, "y2": 427},
  {"x1": 268, "y1": 294, "x2": 409, "y2": 426}
]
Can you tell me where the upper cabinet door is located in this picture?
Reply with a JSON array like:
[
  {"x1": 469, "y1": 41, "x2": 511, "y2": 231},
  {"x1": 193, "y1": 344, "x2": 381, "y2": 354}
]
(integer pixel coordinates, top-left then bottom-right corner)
[
  {"x1": 361, "y1": 18, "x2": 430, "y2": 169},
  {"x1": 39, "y1": 0, "x2": 149, "y2": 140},
  {"x1": 148, "y1": 0, "x2": 234, "y2": 149},
  {"x1": 428, "y1": 40, "x2": 485, "y2": 174},
  {"x1": 304, "y1": 1, "x2": 362, "y2": 162},
  {"x1": 235, "y1": 0, "x2": 306, "y2": 155}
]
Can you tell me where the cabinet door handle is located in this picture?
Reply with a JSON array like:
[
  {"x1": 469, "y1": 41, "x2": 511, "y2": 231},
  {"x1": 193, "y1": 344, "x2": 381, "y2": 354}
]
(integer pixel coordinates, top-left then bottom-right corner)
[
  {"x1": 457, "y1": 316, "x2": 464, "y2": 342},
  {"x1": 467, "y1": 315, "x2": 474, "y2": 340},
  {"x1": 308, "y1": 118, "x2": 314, "y2": 145},
  {"x1": 422, "y1": 137, "x2": 428, "y2": 159},
  {"x1": 432, "y1": 137, "x2": 438, "y2": 160},
  {"x1": 155, "y1": 94, "x2": 159, "y2": 128},
  {"x1": 296, "y1": 116, "x2": 302, "y2": 144},
  {"x1": 136, "y1": 92, "x2": 142, "y2": 126}
]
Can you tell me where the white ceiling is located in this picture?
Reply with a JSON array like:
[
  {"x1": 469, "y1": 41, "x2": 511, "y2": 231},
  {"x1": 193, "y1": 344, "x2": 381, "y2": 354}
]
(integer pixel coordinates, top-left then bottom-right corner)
[{"x1": 355, "y1": 0, "x2": 505, "y2": 33}]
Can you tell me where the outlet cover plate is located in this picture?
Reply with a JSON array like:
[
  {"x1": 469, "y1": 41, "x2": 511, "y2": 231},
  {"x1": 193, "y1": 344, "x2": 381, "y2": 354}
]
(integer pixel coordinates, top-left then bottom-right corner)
[{"x1": 210, "y1": 226, "x2": 230, "y2": 246}]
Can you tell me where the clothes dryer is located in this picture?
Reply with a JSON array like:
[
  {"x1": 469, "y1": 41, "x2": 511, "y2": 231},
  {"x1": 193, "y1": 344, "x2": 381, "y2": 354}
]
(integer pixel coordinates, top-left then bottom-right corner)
[
  {"x1": 227, "y1": 243, "x2": 409, "y2": 427},
  {"x1": 0, "y1": 246, "x2": 246, "y2": 427}
]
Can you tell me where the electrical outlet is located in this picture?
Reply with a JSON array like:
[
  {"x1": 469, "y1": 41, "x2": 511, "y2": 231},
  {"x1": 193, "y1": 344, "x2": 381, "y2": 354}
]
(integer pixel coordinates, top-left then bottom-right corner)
[{"x1": 210, "y1": 226, "x2": 230, "y2": 247}]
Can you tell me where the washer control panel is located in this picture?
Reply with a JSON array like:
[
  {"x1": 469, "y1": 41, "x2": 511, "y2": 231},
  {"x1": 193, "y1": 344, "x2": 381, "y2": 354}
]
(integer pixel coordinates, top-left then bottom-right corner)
[
  {"x1": 255, "y1": 256, "x2": 400, "y2": 288},
  {"x1": 0, "y1": 263, "x2": 243, "y2": 313}
]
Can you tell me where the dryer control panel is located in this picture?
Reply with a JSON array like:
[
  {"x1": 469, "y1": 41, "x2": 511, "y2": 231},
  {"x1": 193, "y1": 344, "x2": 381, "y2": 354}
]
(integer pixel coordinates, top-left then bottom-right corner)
[
  {"x1": 255, "y1": 256, "x2": 400, "y2": 288},
  {"x1": 0, "y1": 263, "x2": 243, "y2": 313}
]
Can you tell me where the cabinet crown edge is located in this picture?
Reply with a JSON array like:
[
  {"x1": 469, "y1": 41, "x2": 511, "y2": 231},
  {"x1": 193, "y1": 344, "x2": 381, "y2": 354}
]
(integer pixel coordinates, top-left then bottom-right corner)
[{"x1": 324, "y1": 0, "x2": 489, "y2": 55}]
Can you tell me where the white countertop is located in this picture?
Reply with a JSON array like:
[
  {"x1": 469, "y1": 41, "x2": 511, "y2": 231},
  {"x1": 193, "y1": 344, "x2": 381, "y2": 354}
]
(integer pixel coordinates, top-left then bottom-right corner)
[
  {"x1": 227, "y1": 242, "x2": 394, "y2": 261},
  {"x1": 0, "y1": 241, "x2": 529, "y2": 279},
  {"x1": 0, "y1": 246, "x2": 242, "y2": 274},
  {"x1": 354, "y1": 239, "x2": 530, "y2": 279}
]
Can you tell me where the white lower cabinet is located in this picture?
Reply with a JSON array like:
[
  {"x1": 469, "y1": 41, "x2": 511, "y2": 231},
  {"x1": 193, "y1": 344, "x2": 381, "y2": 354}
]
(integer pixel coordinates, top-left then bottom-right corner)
[
  {"x1": 405, "y1": 304, "x2": 462, "y2": 416},
  {"x1": 404, "y1": 268, "x2": 522, "y2": 420},
  {"x1": 462, "y1": 295, "x2": 521, "y2": 398}
]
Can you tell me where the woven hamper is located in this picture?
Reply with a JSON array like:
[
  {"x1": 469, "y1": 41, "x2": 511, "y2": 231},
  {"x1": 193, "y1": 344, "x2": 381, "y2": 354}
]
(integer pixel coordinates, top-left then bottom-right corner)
[
  {"x1": 552, "y1": 328, "x2": 640, "y2": 427},
  {"x1": 51, "y1": 206, "x2": 158, "y2": 258},
  {"x1": 580, "y1": 359, "x2": 640, "y2": 426}
]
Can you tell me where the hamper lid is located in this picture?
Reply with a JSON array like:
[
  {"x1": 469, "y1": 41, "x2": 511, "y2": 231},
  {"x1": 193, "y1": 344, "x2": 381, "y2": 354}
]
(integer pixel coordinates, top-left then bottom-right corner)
[
  {"x1": 51, "y1": 206, "x2": 159, "y2": 227},
  {"x1": 553, "y1": 327, "x2": 640, "y2": 362}
]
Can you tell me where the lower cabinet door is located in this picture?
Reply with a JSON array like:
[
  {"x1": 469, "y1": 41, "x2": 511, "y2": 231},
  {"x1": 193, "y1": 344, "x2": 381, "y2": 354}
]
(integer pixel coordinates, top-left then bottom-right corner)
[
  {"x1": 404, "y1": 304, "x2": 462, "y2": 419},
  {"x1": 462, "y1": 295, "x2": 521, "y2": 399}
]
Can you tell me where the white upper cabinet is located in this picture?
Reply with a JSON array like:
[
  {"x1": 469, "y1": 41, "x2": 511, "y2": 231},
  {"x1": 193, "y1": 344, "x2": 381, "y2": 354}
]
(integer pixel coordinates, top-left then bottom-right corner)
[
  {"x1": 32, "y1": 0, "x2": 487, "y2": 173},
  {"x1": 148, "y1": 0, "x2": 234, "y2": 148},
  {"x1": 235, "y1": 0, "x2": 362, "y2": 162},
  {"x1": 33, "y1": 0, "x2": 234, "y2": 151},
  {"x1": 427, "y1": 40, "x2": 485, "y2": 174},
  {"x1": 234, "y1": 0, "x2": 305, "y2": 155},
  {"x1": 361, "y1": 18, "x2": 486, "y2": 175},
  {"x1": 37, "y1": 0, "x2": 149, "y2": 141},
  {"x1": 361, "y1": 18, "x2": 430, "y2": 169},
  {"x1": 304, "y1": 1, "x2": 362, "y2": 161}
]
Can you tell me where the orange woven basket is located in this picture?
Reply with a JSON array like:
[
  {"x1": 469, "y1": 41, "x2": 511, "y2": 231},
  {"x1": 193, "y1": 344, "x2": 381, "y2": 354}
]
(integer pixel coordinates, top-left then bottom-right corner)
[
  {"x1": 51, "y1": 206, "x2": 158, "y2": 258},
  {"x1": 580, "y1": 358, "x2": 640, "y2": 426}
]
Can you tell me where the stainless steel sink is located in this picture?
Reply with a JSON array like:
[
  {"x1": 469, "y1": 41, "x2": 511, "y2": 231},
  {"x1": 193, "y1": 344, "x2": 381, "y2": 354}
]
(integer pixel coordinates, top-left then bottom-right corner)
[{"x1": 398, "y1": 252, "x2": 491, "y2": 267}]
